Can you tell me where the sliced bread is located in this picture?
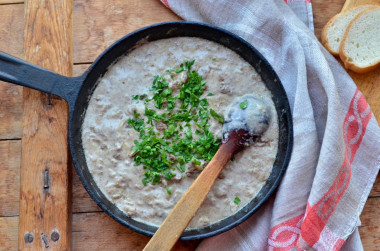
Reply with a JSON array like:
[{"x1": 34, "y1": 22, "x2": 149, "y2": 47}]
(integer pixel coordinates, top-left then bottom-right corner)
[
  {"x1": 322, "y1": 4, "x2": 378, "y2": 55},
  {"x1": 339, "y1": 6, "x2": 380, "y2": 73}
]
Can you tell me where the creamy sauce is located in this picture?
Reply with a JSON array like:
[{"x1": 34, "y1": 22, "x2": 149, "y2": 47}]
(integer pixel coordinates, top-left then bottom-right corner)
[{"x1": 82, "y1": 37, "x2": 279, "y2": 229}]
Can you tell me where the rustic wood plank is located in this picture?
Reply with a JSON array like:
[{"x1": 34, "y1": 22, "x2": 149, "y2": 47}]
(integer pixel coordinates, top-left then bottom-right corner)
[
  {"x1": 312, "y1": 0, "x2": 345, "y2": 41},
  {"x1": 0, "y1": 143, "x2": 102, "y2": 217},
  {"x1": 0, "y1": 216, "x2": 18, "y2": 251},
  {"x1": 0, "y1": 4, "x2": 24, "y2": 59},
  {"x1": 0, "y1": 0, "x2": 23, "y2": 4},
  {"x1": 73, "y1": 63, "x2": 90, "y2": 76},
  {"x1": 0, "y1": 84, "x2": 22, "y2": 139},
  {"x1": 0, "y1": 4, "x2": 24, "y2": 140},
  {"x1": 73, "y1": 0, "x2": 181, "y2": 63},
  {"x1": 72, "y1": 167, "x2": 101, "y2": 213},
  {"x1": 369, "y1": 174, "x2": 380, "y2": 197},
  {"x1": 0, "y1": 141, "x2": 20, "y2": 217},
  {"x1": 0, "y1": 5, "x2": 23, "y2": 251},
  {"x1": 19, "y1": 0, "x2": 73, "y2": 249},
  {"x1": 72, "y1": 212, "x2": 149, "y2": 251},
  {"x1": 359, "y1": 197, "x2": 380, "y2": 250},
  {"x1": 72, "y1": 212, "x2": 200, "y2": 251}
]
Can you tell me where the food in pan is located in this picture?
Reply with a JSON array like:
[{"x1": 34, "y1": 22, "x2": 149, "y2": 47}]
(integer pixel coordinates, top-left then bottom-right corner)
[{"x1": 82, "y1": 37, "x2": 279, "y2": 229}]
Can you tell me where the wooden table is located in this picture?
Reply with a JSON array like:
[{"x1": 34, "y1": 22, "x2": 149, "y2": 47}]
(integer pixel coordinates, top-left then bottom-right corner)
[{"x1": 0, "y1": 0, "x2": 379, "y2": 250}]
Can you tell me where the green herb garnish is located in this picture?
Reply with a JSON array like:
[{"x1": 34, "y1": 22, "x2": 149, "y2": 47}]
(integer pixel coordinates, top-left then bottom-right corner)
[
  {"x1": 210, "y1": 109, "x2": 224, "y2": 123},
  {"x1": 127, "y1": 60, "x2": 224, "y2": 186},
  {"x1": 166, "y1": 186, "x2": 172, "y2": 195},
  {"x1": 234, "y1": 196, "x2": 241, "y2": 205},
  {"x1": 240, "y1": 100, "x2": 248, "y2": 110}
]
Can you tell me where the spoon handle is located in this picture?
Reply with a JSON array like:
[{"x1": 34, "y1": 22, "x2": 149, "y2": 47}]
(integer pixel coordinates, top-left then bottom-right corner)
[{"x1": 143, "y1": 139, "x2": 237, "y2": 251}]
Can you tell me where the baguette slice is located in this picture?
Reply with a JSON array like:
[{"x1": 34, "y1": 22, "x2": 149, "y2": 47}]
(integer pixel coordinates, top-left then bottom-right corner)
[
  {"x1": 340, "y1": 6, "x2": 380, "y2": 73},
  {"x1": 322, "y1": 4, "x2": 378, "y2": 55}
]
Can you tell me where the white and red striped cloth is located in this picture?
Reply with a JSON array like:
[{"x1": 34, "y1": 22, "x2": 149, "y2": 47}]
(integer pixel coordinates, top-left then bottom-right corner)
[{"x1": 160, "y1": 0, "x2": 380, "y2": 250}]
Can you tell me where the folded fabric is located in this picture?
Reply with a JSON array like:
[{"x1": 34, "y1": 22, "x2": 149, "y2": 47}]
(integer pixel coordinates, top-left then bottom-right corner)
[{"x1": 160, "y1": 0, "x2": 380, "y2": 250}]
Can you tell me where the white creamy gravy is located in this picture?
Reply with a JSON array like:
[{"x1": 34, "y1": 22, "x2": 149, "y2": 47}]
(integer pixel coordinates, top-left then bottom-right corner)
[{"x1": 82, "y1": 37, "x2": 279, "y2": 229}]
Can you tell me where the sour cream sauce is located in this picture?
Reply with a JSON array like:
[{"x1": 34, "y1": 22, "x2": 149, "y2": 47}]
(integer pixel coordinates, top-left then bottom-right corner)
[{"x1": 82, "y1": 37, "x2": 279, "y2": 229}]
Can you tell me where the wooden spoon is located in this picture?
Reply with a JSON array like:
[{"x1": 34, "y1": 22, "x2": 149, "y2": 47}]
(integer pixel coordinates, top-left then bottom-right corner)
[{"x1": 144, "y1": 95, "x2": 271, "y2": 251}]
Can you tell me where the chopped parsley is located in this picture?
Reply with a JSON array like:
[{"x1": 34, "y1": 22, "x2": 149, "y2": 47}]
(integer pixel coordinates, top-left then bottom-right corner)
[
  {"x1": 234, "y1": 196, "x2": 241, "y2": 205},
  {"x1": 166, "y1": 186, "x2": 172, "y2": 195},
  {"x1": 240, "y1": 100, "x2": 248, "y2": 110},
  {"x1": 127, "y1": 60, "x2": 224, "y2": 188},
  {"x1": 210, "y1": 109, "x2": 224, "y2": 123}
]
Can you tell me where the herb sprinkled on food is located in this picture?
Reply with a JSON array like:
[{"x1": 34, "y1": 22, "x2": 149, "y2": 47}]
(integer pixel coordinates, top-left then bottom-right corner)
[
  {"x1": 127, "y1": 60, "x2": 224, "y2": 187},
  {"x1": 240, "y1": 100, "x2": 248, "y2": 110},
  {"x1": 166, "y1": 186, "x2": 172, "y2": 195},
  {"x1": 234, "y1": 196, "x2": 241, "y2": 205}
]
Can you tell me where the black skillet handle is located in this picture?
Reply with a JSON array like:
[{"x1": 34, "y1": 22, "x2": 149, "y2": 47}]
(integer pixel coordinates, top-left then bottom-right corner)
[{"x1": 0, "y1": 51, "x2": 84, "y2": 109}]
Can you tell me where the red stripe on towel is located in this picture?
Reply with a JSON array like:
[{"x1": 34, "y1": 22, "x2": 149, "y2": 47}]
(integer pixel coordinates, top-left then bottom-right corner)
[
  {"x1": 301, "y1": 89, "x2": 372, "y2": 247},
  {"x1": 161, "y1": 0, "x2": 170, "y2": 8},
  {"x1": 268, "y1": 214, "x2": 304, "y2": 250},
  {"x1": 268, "y1": 89, "x2": 372, "y2": 250}
]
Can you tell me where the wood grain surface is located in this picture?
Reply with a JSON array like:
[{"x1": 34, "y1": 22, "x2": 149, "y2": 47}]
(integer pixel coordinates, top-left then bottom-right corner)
[
  {"x1": 0, "y1": 0, "x2": 23, "y2": 4},
  {"x1": 359, "y1": 197, "x2": 380, "y2": 250},
  {"x1": 0, "y1": 141, "x2": 20, "y2": 217},
  {"x1": 0, "y1": 217, "x2": 18, "y2": 250},
  {"x1": 18, "y1": 0, "x2": 73, "y2": 249},
  {"x1": 72, "y1": 213, "x2": 200, "y2": 251},
  {"x1": 0, "y1": 85, "x2": 22, "y2": 140},
  {"x1": 0, "y1": 0, "x2": 379, "y2": 250},
  {"x1": 0, "y1": 3, "x2": 23, "y2": 140},
  {"x1": 72, "y1": 0, "x2": 180, "y2": 63}
]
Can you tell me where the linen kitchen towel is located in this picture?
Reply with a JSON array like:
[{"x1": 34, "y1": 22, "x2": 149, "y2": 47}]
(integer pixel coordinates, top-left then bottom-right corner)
[{"x1": 160, "y1": 0, "x2": 380, "y2": 250}]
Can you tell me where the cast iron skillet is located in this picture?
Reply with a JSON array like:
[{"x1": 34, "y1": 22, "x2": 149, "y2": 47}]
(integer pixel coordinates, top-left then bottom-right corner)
[{"x1": 0, "y1": 21, "x2": 293, "y2": 240}]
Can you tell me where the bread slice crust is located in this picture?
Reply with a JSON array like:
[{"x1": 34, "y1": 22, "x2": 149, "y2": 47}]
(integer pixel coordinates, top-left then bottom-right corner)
[
  {"x1": 339, "y1": 6, "x2": 380, "y2": 73},
  {"x1": 321, "y1": 4, "x2": 379, "y2": 56}
]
